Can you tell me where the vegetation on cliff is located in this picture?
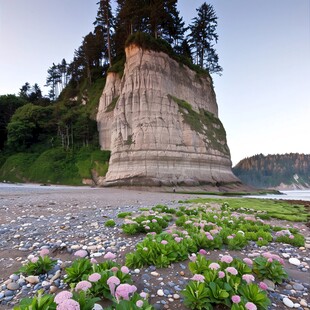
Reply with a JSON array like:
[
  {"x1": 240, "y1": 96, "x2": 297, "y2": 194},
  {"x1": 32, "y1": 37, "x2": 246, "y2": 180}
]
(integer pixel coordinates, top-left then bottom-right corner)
[
  {"x1": 233, "y1": 153, "x2": 310, "y2": 189},
  {"x1": 0, "y1": 1, "x2": 223, "y2": 185}
]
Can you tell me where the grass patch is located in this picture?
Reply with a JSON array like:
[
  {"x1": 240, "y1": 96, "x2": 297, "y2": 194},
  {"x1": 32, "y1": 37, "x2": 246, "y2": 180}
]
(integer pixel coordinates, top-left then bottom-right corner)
[
  {"x1": 105, "y1": 219, "x2": 116, "y2": 227},
  {"x1": 0, "y1": 153, "x2": 37, "y2": 182},
  {"x1": 168, "y1": 95, "x2": 229, "y2": 155},
  {"x1": 182, "y1": 197, "x2": 309, "y2": 222},
  {"x1": 0, "y1": 147, "x2": 110, "y2": 185}
]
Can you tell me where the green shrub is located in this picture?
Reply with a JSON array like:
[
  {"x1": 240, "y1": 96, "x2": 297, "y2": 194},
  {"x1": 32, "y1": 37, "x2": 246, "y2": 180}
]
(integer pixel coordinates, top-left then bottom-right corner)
[
  {"x1": 117, "y1": 212, "x2": 132, "y2": 218},
  {"x1": 18, "y1": 255, "x2": 57, "y2": 276},
  {"x1": 105, "y1": 219, "x2": 116, "y2": 227},
  {"x1": 252, "y1": 256, "x2": 288, "y2": 284}
]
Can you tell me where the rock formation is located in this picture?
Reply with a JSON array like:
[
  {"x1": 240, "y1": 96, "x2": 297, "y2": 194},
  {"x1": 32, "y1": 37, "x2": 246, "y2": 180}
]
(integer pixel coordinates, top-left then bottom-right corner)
[{"x1": 97, "y1": 44, "x2": 241, "y2": 189}]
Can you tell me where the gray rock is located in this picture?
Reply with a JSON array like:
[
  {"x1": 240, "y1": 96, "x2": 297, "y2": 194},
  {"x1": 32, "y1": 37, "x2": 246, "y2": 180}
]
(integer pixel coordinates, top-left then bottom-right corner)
[
  {"x1": 4, "y1": 290, "x2": 15, "y2": 297},
  {"x1": 293, "y1": 283, "x2": 304, "y2": 291}
]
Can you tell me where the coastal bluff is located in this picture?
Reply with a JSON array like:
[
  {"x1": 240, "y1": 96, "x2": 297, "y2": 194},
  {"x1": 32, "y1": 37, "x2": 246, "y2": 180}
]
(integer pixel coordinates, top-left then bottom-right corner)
[{"x1": 97, "y1": 44, "x2": 241, "y2": 189}]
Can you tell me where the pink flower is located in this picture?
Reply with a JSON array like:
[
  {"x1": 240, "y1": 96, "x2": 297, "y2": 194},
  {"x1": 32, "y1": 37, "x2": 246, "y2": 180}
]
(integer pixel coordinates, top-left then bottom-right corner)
[
  {"x1": 74, "y1": 250, "x2": 88, "y2": 258},
  {"x1": 227, "y1": 235, "x2": 234, "y2": 239},
  {"x1": 245, "y1": 302, "x2": 257, "y2": 310},
  {"x1": 221, "y1": 255, "x2": 233, "y2": 264},
  {"x1": 198, "y1": 249, "x2": 207, "y2": 255},
  {"x1": 258, "y1": 237, "x2": 263, "y2": 241},
  {"x1": 107, "y1": 276, "x2": 120, "y2": 296},
  {"x1": 54, "y1": 291, "x2": 73, "y2": 304},
  {"x1": 140, "y1": 292, "x2": 148, "y2": 298},
  {"x1": 231, "y1": 295, "x2": 241, "y2": 304},
  {"x1": 75, "y1": 280, "x2": 92, "y2": 291},
  {"x1": 56, "y1": 299, "x2": 80, "y2": 310},
  {"x1": 88, "y1": 273, "x2": 101, "y2": 282},
  {"x1": 209, "y1": 263, "x2": 220, "y2": 270},
  {"x1": 104, "y1": 252, "x2": 116, "y2": 259},
  {"x1": 289, "y1": 235, "x2": 295, "y2": 239},
  {"x1": 267, "y1": 258, "x2": 273, "y2": 263},
  {"x1": 31, "y1": 257, "x2": 39, "y2": 263},
  {"x1": 121, "y1": 266, "x2": 129, "y2": 274},
  {"x1": 206, "y1": 234, "x2": 214, "y2": 241},
  {"x1": 152, "y1": 219, "x2": 157, "y2": 223},
  {"x1": 242, "y1": 274, "x2": 255, "y2": 283},
  {"x1": 259, "y1": 282, "x2": 268, "y2": 290},
  {"x1": 115, "y1": 284, "x2": 137, "y2": 301},
  {"x1": 39, "y1": 248, "x2": 49, "y2": 257},
  {"x1": 243, "y1": 258, "x2": 253, "y2": 266},
  {"x1": 218, "y1": 271, "x2": 225, "y2": 278},
  {"x1": 161, "y1": 240, "x2": 168, "y2": 245},
  {"x1": 225, "y1": 267, "x2": 238, "y2": 275},
  {"x1": 174, "y1": 237, "x2": 182, "y2": 243},
  {"x1": 191, "y1": 274, "x2": 205, "y2": 282},
  {"x1": 111, "y1": 266, "x2": 119, "y2": 272},
  {"x1": 210, "y1": 229, "x2": 219, "y2": 235},
  {"x1": 90, "y1": 258, "x2": 98, "y2": 264},
  {"x1": 145, "y1": 226, "x2": 150, "y2": 230},
  {"x1": 189, "y1": 254, "x2": 197, "y2": 262},
  {"x1": 136, "y1": 300, "x2": 144, "y2": 308}
]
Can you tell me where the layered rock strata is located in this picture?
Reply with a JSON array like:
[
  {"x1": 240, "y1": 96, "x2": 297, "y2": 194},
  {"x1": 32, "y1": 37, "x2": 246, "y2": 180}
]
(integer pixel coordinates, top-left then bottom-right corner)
[{"x1": 97, "y1": 44, "x2": 240, "y2": 188}]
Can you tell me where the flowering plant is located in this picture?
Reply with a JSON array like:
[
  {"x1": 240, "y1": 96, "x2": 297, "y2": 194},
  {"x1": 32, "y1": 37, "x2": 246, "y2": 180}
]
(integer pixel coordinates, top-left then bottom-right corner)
[
  {"x1": 65, "y1": 258, "x2": 92, "y2": 284},
  {"x1": 122, "y1": 214, "x2": 170, "y2": 235},
  {"x1": 126, "y1": 231, "x2": 197, "y2": 268},
  {"x1": 252, "y1": 255, "x2": 288, "y2": 283},
  {"x1": 183, "y1": 254, "x2": 270, "y2": 310},
  {"x1": 18, "y1": 253, "x2": 57, "y2": 276}
]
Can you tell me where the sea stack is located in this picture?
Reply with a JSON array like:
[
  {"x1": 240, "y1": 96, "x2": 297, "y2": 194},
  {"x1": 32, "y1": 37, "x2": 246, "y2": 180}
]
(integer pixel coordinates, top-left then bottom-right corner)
[{"x1": 97, "y1": 44, "x2": 241, "y2": 190}]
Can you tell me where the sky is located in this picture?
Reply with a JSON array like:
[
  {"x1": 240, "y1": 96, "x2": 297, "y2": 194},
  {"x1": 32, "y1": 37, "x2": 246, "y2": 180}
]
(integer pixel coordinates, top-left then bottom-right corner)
[{"x1": 0, "y1": 0, "x2": 309, "y2": 165}]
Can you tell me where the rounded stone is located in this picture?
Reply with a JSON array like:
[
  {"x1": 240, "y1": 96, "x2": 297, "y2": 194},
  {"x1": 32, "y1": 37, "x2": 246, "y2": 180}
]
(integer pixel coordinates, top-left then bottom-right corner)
[
  {"x1": 9, "y1": 274, "x2": 19, "y2": 281},
  {"x1": 283, "y1": 297, "x2": 294, "y2": 308},
  {"x1": 157, "y1": 289, "x2": 164, "y2": 296},
  {"x1": 293, "y1": 283, "x2": 304, "y2": 291},
  {"x1": 7, "y1": 282, "x2": 20, "y2": 291},
  {"x1": 289, "y1": 258, "x2": 301, "y2": 266},
  {"x1": 49, "y1": 286, "x2": 58, "y2": 293},
  {"x1": 173, "y1": 294, "x2": 180, "y2": 299},
  {"x1": 4, "y1": 290, "x2": 15, "y2": 297},
  {"x1": 25, "y1": 276, "x2": 40, "y2": 284}
]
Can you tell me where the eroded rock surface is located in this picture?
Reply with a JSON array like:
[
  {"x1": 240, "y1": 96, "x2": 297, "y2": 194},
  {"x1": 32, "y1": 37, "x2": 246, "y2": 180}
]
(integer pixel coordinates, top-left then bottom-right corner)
[{"x1": 97, "y1": 45, "x2": 240, "y2": 188}]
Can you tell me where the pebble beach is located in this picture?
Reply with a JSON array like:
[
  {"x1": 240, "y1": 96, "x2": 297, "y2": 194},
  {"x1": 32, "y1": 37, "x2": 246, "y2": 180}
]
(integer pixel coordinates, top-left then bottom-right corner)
[{"x1": 0, "y1": 185, "x2": 309, "y2": 309}]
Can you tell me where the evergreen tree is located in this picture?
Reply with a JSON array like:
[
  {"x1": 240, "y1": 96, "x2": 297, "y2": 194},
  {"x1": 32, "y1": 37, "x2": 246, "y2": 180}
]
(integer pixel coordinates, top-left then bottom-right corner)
[
  {"x1": 0, "y1": 95, "x2": 27, "y2": 149},
  {"x1": 94, "y1": 0, "x2": 114, "y2": 67},
  {"x1": 188, "y1": 2, "x2": 222, "y2": 74},
  {"x1": 46, "y1": 63, "x2": 61, "y2": 100}
]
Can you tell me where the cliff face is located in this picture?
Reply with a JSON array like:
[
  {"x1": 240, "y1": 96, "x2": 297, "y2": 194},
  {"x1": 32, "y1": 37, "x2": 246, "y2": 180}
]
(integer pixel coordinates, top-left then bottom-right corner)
[
  {"x1": 97, "y1": 45, "x2": 240, "y2": 188},
  {"x1": 233, "y1": 153, "x2": 310, "y2": 190}
]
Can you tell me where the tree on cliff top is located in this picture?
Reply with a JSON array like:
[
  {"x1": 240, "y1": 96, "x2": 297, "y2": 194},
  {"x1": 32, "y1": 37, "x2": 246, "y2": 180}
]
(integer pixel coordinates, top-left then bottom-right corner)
[{"x1": 188, "y1": 2, "x2": 222, "y2": 74}]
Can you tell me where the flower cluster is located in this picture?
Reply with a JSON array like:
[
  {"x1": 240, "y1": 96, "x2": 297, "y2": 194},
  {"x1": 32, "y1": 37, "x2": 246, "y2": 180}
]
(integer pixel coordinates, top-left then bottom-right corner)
[{"x1": 184, "y1": 254, "x2": 270, "y2": 310}]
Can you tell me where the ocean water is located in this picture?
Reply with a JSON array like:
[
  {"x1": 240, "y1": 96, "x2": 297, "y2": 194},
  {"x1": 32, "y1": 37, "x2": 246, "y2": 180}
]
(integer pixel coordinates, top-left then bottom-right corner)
[{"x1": 245, "y1": 190, "x2": 310, "y2": 202}]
